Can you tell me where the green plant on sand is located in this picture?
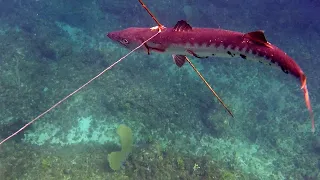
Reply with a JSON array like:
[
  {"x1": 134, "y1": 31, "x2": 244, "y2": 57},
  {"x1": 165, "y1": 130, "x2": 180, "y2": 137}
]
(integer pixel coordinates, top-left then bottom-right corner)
[{"x1": 108, "y1": 124, "x2": 133, "y2": 170}]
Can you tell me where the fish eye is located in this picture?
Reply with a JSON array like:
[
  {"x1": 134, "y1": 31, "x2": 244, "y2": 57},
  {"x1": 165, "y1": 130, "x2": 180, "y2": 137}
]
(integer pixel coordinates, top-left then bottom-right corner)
[{"x1": 120, "y1": 39, "x2": 129, "y2": 44}]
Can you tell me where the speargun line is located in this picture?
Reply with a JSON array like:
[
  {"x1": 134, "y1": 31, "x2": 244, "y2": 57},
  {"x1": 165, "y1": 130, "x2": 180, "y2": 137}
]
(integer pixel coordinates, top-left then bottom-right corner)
[{"x1": 0, "y1": 31, "x2": 161, "y2": 145}]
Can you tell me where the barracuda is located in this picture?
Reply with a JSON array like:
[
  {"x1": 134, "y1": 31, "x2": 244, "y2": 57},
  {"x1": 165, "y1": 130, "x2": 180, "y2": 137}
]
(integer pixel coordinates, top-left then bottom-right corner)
[
  {"x1": 107, "y1": 20, "x2": 315, "y2": 132},
  {"x1": 0, "y1": 0, "x2": 314, "y2": 146}
]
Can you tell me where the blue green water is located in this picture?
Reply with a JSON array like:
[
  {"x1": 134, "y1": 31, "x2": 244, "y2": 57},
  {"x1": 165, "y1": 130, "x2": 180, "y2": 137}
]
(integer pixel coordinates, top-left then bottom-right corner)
[{"x1": 0, "y1": 0, "x2": 319, "y2": 179}]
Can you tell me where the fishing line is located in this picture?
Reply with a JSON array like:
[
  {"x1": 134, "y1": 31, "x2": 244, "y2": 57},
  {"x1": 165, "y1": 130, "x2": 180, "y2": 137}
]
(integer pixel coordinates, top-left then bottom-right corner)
[{"x1": 0, "y1": 30, "x2": 161, "y2": 145}]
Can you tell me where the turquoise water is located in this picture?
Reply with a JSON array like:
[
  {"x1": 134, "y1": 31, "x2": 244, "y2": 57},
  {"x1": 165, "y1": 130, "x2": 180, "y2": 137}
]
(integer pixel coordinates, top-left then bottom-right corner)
[{"x1": 0, "y1": 0, "x2": 319, "y2": 179}]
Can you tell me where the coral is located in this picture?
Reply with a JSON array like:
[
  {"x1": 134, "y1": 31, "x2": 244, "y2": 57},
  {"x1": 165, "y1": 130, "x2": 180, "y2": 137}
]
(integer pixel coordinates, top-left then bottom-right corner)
[
  {"x1": 108, "y1": 151, "x2": 126, "y2": 171},
  {"x1": 176, "y1": 156, "x2": 185, "y2": 170},
  {"x1": 117, "y1": 124, "x2": 133, "y2": 153},
  {"x1": 108, "y1": 124, "x2": 133, "y2": 170}
]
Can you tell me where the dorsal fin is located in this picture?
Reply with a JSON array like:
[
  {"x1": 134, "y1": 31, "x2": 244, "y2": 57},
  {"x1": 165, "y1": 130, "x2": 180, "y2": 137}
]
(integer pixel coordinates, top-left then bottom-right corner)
[
  {"x1": 173, "y1": 20, "x2": 192, "y2": 32},
  {"x1": 244, "y1": 30, "x2": 270, "y2": 46}
]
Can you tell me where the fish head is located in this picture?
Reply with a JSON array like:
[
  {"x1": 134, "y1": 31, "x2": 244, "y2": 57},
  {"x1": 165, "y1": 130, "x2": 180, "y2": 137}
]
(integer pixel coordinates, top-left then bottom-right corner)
[{"x1": 107, "y1": 27, "x2": 154, "y2": 50}]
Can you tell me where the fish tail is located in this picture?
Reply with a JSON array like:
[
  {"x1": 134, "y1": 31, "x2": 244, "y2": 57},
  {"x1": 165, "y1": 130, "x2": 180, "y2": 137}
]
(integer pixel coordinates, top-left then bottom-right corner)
[{"x1": 301, "y1": 74, "x2": 315, "y2": 133}]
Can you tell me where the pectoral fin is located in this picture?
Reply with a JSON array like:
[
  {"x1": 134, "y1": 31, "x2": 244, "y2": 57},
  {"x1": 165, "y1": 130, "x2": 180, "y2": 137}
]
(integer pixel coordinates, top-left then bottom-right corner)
[{"x1": 172, "y1": 54, "x2": 187, "y2": 67}]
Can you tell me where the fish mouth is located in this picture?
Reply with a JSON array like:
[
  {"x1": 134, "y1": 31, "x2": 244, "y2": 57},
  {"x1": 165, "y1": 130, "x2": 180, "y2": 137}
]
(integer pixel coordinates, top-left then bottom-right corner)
[
  {"x1": 106, "y1": 33, "x2": 130, "y2": 49},
  {"x1": 106, "y1": 32, "x2": 120, "y2": 42},
  {"x1": 106, "y1": 32, "x2": 113, "y2": 39}
]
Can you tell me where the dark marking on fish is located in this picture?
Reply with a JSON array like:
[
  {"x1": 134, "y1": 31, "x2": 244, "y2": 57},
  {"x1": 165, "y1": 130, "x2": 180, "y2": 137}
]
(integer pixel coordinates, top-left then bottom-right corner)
[
  {"x1": 187, "y1": 50, "x2": 209, "y2": 59},
  {"x1": 281, "y1": 66, "x2": 289, "y2": 74},
  {"x1": 227, "y1": 51, "x2": 235, "y2": 57},
  {"x1": 240, "y1": 54, "x2": 246, "y2": 59}
]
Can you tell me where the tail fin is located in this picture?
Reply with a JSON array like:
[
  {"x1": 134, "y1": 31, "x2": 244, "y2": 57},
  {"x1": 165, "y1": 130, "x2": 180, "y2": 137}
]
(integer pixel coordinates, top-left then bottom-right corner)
[{"x1": 301, "y1": 74, "x2": 315, "y2": 133}]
